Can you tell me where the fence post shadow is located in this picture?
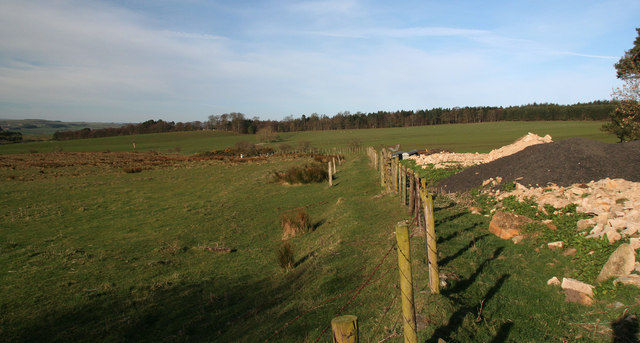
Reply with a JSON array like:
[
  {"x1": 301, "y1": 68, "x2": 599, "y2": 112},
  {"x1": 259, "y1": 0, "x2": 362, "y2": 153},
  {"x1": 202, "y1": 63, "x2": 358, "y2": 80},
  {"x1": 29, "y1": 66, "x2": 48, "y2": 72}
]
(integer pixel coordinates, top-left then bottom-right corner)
[
  {"x1": 425, "y1": 274, "x2": 511, "y2": 343},
  {"x1": 612, "y1": 314, "x2": 639, "y2": 343}
]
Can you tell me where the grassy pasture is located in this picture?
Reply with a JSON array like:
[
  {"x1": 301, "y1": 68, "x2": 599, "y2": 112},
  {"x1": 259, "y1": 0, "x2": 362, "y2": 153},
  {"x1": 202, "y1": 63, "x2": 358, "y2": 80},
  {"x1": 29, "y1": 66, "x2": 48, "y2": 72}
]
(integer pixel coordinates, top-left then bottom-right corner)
[
  {"x1": 1, "y1": 122, "x2": 636, "y2": 342},
  {"x1": 0, "y1": 121, "x2": 615, "y2": 155}
]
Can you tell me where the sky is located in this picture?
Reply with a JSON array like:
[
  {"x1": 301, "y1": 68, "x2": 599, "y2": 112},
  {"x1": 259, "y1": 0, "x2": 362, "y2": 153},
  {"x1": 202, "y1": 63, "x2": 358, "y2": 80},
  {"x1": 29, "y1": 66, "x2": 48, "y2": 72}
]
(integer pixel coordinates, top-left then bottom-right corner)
[{"x1": 1, "y1": 0, "x2": 639, "y2": 123}]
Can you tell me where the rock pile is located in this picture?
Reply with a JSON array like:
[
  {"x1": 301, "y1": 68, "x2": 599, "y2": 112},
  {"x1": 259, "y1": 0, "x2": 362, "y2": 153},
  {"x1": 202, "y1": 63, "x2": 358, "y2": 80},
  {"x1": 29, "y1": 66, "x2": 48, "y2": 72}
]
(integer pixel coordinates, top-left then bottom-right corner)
[
  {"x1": 408, "y1": 132, "x2": 552, "y2": 169},
  {"x1": 486, "y1": 178, "x2": 640, "y2": 244}
]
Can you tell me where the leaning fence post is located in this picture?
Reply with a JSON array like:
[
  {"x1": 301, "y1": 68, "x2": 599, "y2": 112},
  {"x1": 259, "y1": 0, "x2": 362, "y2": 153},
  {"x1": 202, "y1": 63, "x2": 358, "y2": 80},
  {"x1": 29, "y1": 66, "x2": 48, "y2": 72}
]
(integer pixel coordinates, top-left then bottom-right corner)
[
  {"x1": 396, "y1": 222, "x2": 418, "y2": 343},
  {"x1": 331, "y1": 315, "x2": 358, "y2": 343},
  {"x1": 421, "y1": 191, "x2": 440, "y2": 294}
]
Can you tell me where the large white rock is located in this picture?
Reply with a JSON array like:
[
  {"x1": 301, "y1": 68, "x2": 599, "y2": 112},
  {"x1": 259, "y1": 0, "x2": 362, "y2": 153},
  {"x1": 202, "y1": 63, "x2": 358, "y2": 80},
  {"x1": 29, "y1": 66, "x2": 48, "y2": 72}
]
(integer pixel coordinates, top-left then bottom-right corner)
[
  {"x1": 561, "y1": 277, "x2": 595, "y2": 297},
  {"x1": 596, "y1": 244, "x2": 636, "y2": 282}
]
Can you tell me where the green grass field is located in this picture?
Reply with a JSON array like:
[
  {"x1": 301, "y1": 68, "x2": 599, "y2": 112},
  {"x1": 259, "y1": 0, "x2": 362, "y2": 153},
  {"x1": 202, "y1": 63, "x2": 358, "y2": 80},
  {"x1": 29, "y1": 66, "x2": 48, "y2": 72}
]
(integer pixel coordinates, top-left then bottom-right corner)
[
  {"x1": 1, "y1": 122, "x2": 636, "y2": 342},
  {"x1": 0, "y1": 121, "x2": 615, "y2": 155}
]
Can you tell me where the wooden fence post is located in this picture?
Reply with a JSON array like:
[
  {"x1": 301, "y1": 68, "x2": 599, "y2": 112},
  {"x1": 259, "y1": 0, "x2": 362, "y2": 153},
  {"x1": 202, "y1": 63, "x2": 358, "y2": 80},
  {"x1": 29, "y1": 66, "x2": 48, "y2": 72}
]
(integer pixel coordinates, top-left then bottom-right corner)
[
  {"x1": 331, "y1": 315, "x2": 358, "y2": 343},
  {"x1": 328, "y1": 161, "x2": 333, "y2": 187},
  {"x1": 408, "y1": 172, "x2": 415, "y2": 215},
  {"x1": 421, "y1": 190, "x2": 440, "y2": 294},
  {"x1": 380, "y1": 151, "x2": 385, "y2": 188},
  {"x1": 396, "y1": 222, "x2": 418, "y2": 343}
]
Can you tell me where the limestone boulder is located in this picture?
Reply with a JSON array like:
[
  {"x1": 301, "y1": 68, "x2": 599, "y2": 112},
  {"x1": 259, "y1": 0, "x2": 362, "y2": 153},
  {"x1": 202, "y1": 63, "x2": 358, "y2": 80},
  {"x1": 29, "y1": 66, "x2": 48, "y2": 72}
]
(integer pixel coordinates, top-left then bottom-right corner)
[
  {"x1": 613, "y1": 274, "x2": 640, "y2": 287},
  {"x1": 489, "y1": 211, "x2": 534, "y2": 240},
  {"x1": 596, "y1": 244, "x2": 636, "y2": 282},
  {"x1": 564, "y1": 289, "x2": 594, "y2": 306},
  {"x1": 561, "y1": 277, "x2": 595, "y2": 297}
]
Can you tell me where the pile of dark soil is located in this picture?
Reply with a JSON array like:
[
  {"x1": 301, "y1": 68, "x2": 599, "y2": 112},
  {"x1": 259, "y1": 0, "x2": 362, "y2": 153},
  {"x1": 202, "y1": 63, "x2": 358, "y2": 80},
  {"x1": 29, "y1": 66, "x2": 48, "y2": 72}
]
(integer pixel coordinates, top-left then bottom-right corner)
[{"x1": 438, "y1": 138, "x2": 640, "y2": 193}]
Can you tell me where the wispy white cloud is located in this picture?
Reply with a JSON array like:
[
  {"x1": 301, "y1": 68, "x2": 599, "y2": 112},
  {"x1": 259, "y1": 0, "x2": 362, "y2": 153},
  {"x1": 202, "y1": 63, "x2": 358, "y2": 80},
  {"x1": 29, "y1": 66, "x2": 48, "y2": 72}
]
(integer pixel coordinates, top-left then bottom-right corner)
[
  {"x1": 287, "y1": 0, "x2": 360, "y2": 15},
  {"x1": 552, "y1": 51, "x2": 617, "y2": 60},
  {"x1": 0, "y1": 0, "x2": 634, "y2": 122},
  {"x1": 302, "y1": 26, "x2": 488, "y2": 39}
]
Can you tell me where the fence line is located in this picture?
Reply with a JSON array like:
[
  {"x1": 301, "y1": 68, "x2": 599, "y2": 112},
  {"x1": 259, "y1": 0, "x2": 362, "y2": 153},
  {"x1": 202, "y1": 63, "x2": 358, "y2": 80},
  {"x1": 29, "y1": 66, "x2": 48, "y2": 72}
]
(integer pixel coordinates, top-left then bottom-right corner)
[{"x1": 365, "y1": 146, "x2": 443, "y2": 341}]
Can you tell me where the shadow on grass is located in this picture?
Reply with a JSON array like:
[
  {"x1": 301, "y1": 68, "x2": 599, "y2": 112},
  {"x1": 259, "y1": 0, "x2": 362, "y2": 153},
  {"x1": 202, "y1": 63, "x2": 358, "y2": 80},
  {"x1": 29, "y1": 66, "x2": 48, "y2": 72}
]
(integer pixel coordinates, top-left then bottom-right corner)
[
  {"x1": 612, "y1": 314, "x2": 639, "y2": 343},
  {"x1": 435, "y1": 212, "x2": 468, "y2": 226},
  {"x1": 442, "y1": 247, "x2": 504, "y2": 297},
  {"x1": 10, "y1": 266, "x2": 327, "y2": 343},
  {"x1": 436, "y1": 224, "x2": 478, "y2": 245},
  {"x1": 312, "y1": 219, "x2": 326, "y2": 231},
  {"x1": 439, "y1": 234, "x2": 489, "y2": 267},
  {"x1": 426, "y1": 274, "x2": 511, "y2": 343},
  {"x1": 490, "y1": 321, "x2": 514, "y2": 343}
]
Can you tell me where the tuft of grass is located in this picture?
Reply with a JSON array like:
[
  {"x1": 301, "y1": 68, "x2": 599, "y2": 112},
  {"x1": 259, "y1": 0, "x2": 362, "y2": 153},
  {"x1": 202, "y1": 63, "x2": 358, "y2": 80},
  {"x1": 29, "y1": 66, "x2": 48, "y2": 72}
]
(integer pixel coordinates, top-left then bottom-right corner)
[
  {"x1": 501, "y1": 181, "x2": 516, "y2": 192},
  {"x1": 277, "y1": 241, "x2": 295, "y2": 272},
  {"x1": 281, "y1": 208, "x2": 312, "y2": 239}
]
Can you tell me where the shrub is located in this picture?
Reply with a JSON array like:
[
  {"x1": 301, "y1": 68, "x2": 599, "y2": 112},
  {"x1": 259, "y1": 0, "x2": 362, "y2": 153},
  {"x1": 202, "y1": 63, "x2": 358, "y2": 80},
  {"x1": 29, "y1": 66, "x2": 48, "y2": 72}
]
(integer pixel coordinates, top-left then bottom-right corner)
[
  {"x1": 273, "y1": 163, "x2": 328, "y2": 184},
  {"x1": 277, "y1": 241, "x2": 295, "y2": 272},
  {"x1": 256, "y1": 127, "x2": 280, "y2": 143},
  {"x1": 281, "y1": 208, "x2": 311, "y2": 239},
  {"x1": 234, "y1": 141, "x2": 258, "y2": 156}
]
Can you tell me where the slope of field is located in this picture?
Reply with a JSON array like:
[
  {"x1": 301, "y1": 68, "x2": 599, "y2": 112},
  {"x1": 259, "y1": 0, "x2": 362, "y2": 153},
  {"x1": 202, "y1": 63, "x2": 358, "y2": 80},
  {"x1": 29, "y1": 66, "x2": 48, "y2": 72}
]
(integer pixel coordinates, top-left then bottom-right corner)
[
  {"x1": 0, "y1": 152, "x2": 414, "y2": 342},
  {"x1": 2, "y1": 150, "x2": 638, "y2": 342},
  {"x1": 0, "y1": 121, "x2": 615, "y2": 155}
]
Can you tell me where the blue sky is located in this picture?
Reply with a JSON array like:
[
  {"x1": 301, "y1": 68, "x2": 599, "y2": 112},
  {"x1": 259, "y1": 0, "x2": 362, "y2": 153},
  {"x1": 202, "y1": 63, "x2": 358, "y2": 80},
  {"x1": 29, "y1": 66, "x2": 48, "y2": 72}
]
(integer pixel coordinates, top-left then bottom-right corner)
[{"x1": 1, "y1": 0, "x2": 639, "y2": 123}]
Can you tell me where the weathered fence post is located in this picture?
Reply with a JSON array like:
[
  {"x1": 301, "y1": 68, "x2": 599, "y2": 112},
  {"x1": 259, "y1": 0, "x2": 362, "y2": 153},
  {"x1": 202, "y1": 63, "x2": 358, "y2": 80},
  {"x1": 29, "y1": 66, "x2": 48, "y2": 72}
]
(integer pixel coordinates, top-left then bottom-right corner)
[
  {"x1": 380, "y1": 151, "x2": 385, "y2": 188},
  {"x1": 400, "y1": 167, "x2": 406, "y2": 205},
  {"x1": 408, "y1": 172, "x2": 415, "y2": 215},
  {"x1": 331, "y1": 315, "x2": 358, "y2": 343},
  {"x1": 421, "y1": 190, "x2": 440, "y2": 294},
  {"x1": 396, "y1": 222, "x2": 418, "y2": 343},
  {"x1": 332, "y1": 157, "x2": 337, "y2": 173},
  {"x1": 328, "y1": 161, "x2": 333, "y2": 187}
]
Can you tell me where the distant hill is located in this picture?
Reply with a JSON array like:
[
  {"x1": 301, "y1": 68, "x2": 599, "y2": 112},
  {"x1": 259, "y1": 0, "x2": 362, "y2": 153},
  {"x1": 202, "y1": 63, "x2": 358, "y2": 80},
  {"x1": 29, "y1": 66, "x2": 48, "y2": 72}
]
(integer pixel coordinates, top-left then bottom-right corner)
[{"x1": 0, "y1": 119, "x2": 125, "y2": 135}]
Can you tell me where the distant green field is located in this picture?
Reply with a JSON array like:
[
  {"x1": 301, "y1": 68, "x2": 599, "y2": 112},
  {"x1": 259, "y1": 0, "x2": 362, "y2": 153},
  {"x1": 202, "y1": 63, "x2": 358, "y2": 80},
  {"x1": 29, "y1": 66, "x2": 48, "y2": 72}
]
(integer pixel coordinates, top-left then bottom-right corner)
[{"x1": 0, "y1": 121, "x2": 616, "y2": 155}]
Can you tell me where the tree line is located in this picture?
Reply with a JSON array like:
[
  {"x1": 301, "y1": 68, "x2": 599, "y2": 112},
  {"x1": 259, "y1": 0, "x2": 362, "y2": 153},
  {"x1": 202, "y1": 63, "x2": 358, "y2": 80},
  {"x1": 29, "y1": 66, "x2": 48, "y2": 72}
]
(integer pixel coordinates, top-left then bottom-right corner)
[
  {"x1": 52, "y1": 119, "x2": 206, "y2": 141},
  {"x1": 52, "y1": 101, "x2": 616, "y2": 141}
]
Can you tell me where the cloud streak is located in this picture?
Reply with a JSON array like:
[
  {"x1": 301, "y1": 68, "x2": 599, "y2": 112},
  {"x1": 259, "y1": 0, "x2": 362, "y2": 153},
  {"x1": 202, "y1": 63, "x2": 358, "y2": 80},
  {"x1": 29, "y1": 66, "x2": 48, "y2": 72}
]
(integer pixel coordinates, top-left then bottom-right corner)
[{"x1": 0, "y1": 0, "x2": 634, "y2": 122}]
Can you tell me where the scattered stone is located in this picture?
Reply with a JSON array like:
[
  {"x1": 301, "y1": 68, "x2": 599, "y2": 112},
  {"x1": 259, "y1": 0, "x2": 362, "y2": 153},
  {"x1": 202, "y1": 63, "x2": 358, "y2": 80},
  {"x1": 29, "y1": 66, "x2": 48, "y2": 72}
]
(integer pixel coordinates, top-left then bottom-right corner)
[
  {"x1": 613, "y1": 274, "x2": 640, "y2": 287},
  {"x1": 596, "y1": 244, "x2": 636, "y2": 282},
  {"x1": 577, "y1": 218, "x2": 596, "y2": 231},
  {"x1": 563, "y1": 248, "x2": 578, "y2": 256},
  {"x1": 608, "y1": 301, "x2": 625, "y2": 309},
  {"x1": 511, "y1": 235, "x2": 525, "y2": 244},
  {"x1": 603, "y1": 227, "x2": 622, "y2": 244},
  {"x1": 547, "y1": 241, "x2": 564, "y2": 250},
  {"x1": 547, "y1": 277, "x2": 561, "y2": 286},
  {"x1": 488, "y1": 211, "x2": 534, "y2": 240},
  {"x1": 564, "y1": 289, "x2": 594, "y2": 306},
  {"x1": 561, "y1": 277, "x2": 595, "y2": 297}
]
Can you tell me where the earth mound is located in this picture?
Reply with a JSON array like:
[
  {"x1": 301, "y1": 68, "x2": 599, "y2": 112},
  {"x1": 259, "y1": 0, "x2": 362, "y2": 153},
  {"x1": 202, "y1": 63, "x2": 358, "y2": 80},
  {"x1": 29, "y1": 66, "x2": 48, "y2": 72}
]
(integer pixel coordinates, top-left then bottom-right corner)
[{"x1": 438, "y1": 138, "x2": 640, "y2": 193}]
